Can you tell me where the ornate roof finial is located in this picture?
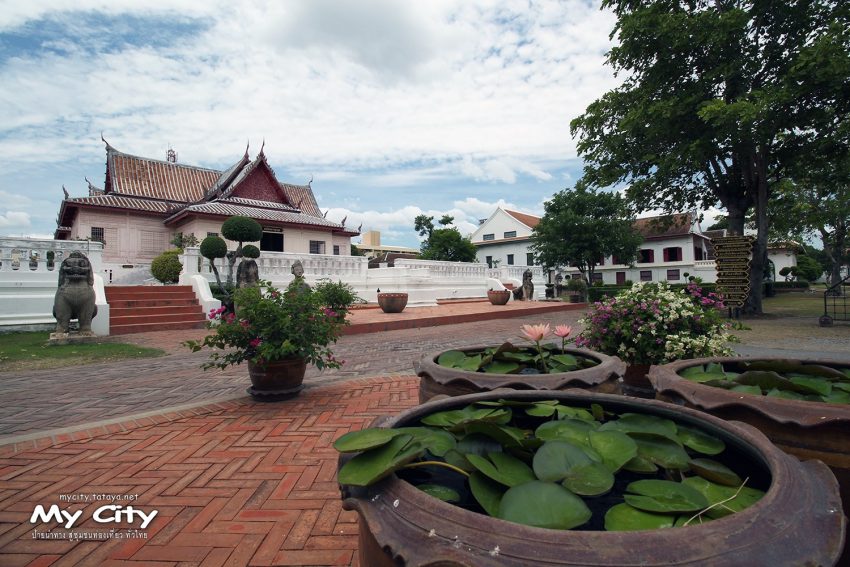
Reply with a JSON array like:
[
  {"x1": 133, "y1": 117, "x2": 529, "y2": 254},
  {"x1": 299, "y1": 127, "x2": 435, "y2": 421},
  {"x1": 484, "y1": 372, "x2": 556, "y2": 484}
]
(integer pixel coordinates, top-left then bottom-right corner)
[
  {"x1": 244, "y1": 140, "x2": 250, "y2": 158},
  {"x1": 322, "y1": 209, "x2": 328, "y2": 218},
  {"x1": 357, "y1": 223, "x2": 362, "y2": 233},
  {"x1": 341, "y1": 215, "x2": 347, "y2": 226},
  {"x1": 308, "y1": 174, "x2": 313, "y2": 187},
  {"x1": 62, "y1": 185, "x2": 69, "y2": 200},
  {"x1": 259, "y1": 139, "x2": 265, "y2": 157},
  {"x1": 100, "y1": 132, "x2": 116, "y2": 152}
]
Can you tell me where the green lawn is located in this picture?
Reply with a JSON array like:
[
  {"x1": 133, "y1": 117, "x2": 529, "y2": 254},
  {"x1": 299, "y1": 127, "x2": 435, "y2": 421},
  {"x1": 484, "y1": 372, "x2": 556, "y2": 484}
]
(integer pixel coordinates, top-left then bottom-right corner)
[
  {"x1": 0, "y1": 332, "x2": 165, "y2": 372},
  {"x1": 760, "y1": 287, "x2": 831, "y2": 318}
]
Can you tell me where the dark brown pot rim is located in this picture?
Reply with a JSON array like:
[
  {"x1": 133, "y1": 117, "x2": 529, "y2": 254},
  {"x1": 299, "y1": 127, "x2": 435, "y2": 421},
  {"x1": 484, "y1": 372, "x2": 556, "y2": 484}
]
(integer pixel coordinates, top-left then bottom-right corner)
[
  {"x1": 377, "y1": 292, "x2": 408, "y2": 297},
  {"x1": 340, "y1": 390, "x2": 844, "y2": 566},
  {"x1": 415, "y1": 345, "x2": 625, "y2": 390},
  {"x1": 648, "y1": 357, "x2": 850, "y2": 427},
  {"x1": 487, "y1": 290, "x2": 511, "y2": 295}
]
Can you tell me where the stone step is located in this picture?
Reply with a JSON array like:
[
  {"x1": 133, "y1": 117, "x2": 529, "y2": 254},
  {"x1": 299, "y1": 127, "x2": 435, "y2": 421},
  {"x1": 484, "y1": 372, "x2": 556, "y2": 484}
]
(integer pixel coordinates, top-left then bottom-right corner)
[
  {"x1": 105, "y1": 290, "x2": 197, "y2": 301},
  {"x1": 110, "y1": 305, "x2": 206, "y2": 318},
  {"x1": 110, "y1": 312, "x2": 207, "y2": 327},
  {"x1": 108, "y1": 298, "x2": 200, "y2": 309},
  {"x1": 109, "y1": 320, "x2": 208, "y2": 336}
]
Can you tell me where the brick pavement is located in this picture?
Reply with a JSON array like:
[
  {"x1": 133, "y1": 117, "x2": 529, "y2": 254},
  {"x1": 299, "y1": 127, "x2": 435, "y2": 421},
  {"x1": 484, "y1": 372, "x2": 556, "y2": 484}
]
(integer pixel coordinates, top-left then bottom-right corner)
[{"x1": 0, "y1": 375, "x2": 419, "y2": 566}]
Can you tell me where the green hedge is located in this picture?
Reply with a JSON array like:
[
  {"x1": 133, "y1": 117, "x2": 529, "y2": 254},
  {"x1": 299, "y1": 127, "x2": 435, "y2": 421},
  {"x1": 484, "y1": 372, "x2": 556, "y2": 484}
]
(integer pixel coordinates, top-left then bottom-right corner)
[{"x1": 773, "y1": 281, "x2": 810, "y2": 290}]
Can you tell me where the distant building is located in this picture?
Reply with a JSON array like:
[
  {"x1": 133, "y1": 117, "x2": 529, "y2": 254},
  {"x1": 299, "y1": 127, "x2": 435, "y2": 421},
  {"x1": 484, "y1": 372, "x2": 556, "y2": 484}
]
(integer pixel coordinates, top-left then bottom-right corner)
[
  {"x1": 470, "y1": 207, "x2": 798, "y2": 284},
  {"x1": 356, "y1": 230, "x2": 419, "y2": 259},
  {"x1": 55, "y1": 139, "x2": 358, "y2": 280}
]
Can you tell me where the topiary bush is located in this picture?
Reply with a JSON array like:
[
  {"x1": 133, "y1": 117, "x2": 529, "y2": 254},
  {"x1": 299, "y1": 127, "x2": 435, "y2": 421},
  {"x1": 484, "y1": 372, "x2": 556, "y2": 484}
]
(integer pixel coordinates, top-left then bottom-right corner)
[
  {"x1": 221, "y1": 216, "x2": 262, "y2": 245},
  {"x1": 200, "y1": 236, "x2": 227, "y2": 260},
  {"x1": 151, "y1": 249, "x2": 183, "y2": 284},
  {"x1": 242, "y1": 244, "x2": 260, "y2": 259}
]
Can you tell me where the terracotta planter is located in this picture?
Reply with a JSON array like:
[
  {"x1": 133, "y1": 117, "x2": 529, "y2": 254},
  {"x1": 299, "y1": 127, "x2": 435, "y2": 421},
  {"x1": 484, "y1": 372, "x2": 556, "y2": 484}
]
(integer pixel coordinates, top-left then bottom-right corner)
[
  {"x1": 339, "y1": 390, "x2": 845, "y2": 566},
  {"x1": 622, "y1": 363, "x2": 654, "y2": 398},
  {"x1": 649, "y1": 356, "x2": 850, "y2": 563},
  {"x1": 247, "y1": 358, "x2": 307, "y2": 400},
  {"x1": 415, "y1": 346, "x2": 626, "y2": 403},
  {"x1": 377, "y1": 292, "x2": 408, "y2": 313},
  {"x1": 487, "y1": 289, "x2": 511, "y2": 305}
]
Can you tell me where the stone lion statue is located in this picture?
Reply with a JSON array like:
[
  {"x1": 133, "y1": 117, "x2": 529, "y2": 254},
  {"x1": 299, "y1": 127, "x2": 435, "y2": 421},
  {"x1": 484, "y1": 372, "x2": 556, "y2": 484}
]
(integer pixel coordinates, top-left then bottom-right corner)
[
  {"x1": 53, "y1": 251, "x2": 98, "y2": 334},
  {"x1": 521, "y1": 268, "x2": 535, "y2": 301},
  {"x1": 236, "y1": 258, "x2": 259, "y2": 288}
]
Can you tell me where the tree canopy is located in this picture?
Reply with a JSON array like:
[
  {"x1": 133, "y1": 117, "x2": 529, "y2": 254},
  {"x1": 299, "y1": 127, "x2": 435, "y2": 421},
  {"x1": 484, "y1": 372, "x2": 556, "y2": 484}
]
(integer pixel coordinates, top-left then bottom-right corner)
[
  {"x1": 529, "y1": 185, "x2": 642, "y2": 283},
  {"x1": 416, "y1": 214, "x2": 477, "y2": 263},
  {"x1": 571, "y1": 0, "x2": 850, "y2": 313}
]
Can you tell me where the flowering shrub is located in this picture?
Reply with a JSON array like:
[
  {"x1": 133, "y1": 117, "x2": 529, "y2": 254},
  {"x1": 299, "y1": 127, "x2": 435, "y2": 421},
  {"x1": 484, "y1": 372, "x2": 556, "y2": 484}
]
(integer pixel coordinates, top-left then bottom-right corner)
[
  {"x1": 185, "y1": 279, "x2": 350, "y2": 370},
  {"x1": 575, "y1": 281, "x2": 736, "y2": 365}
]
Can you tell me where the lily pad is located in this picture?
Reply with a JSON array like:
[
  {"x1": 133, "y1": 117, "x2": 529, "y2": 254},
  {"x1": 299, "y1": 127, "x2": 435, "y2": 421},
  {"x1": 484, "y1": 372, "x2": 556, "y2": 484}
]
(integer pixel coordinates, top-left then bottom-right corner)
[
  {"x1": 735, "y1": 371, "x2": 795, "y2": 391},
  {"x1": 765, "y1": 388, "x2": 805, "y2": 400},
  {"x1": 681, "y1": 476, "x2": 765, "y2": 519},
  {"x1": 460, "y1": 422, "x2": 527, "y2": 449},
  {"x1": 822, "y1": 390, "x2": 850, "y2": 404},
  {"x1": 562, "y1": 461, "x2": 615, "y2": 496},
  {"x1": 632, "y1": 434, "x2": 690, "y2": 469},
  {"x1": 729, "y1": 384, "x2": 764, "y2": 396},
  {"x1": 483, "y1": 360, "x2": 521, "y2": 374},
  {"x1": 395, "y1": 427, "x2": 457, "y2": 457},
  {"x1": 604, "y1": 503, "x2": 676, "y2": 531},
  {"x1": 599, "y1": 413, "x2": 678, "y2": 441},
  {"x1": 421, "y1": 405, "x2": 511, "y2": 428},
  {"x1": 456, "y1": 433, "x2": 503, "y2": 457},
  {"x1": 551, "y1": 353, "x2": 579, "y2": 369},
  {"x1": 675, "y1": 423, "x2": 725, "y2": 455},
  {"x1": 680, "y1": 365, "x2": 728, "y2": 383},
  {"x1": 337, "y1": 434, "x2": 423, "y2": 486},
  {"x1": 469, "y1": 471, "x2": 504, "y2": 516},
  {"x1": 789, "y1": 376, "x2": 831, "y2": 396},
  {"x1": 532, "y1": 440, "x2": 593, "y2": 482},
  {"x1": 688, "y1": 458, "x2": 742, "y2": 486},
  {"x1": 588, "y1": 430, "x2": 638, "y2": 472},
  {"x1": 418, "y1": 484, "x2": 460, "y2": 502},
  {"x1": 536, "y1": 418, "x2": 598, "y2": 446},
  {"x1": 498, "y1": 481, "x2": 592, "y2": 529},
  {"x1": 466, "y1": 451, "x2": 536, "y2": 487},
  {"x1": 622, "y1": 455, "x2": 658, "y2": 473},
  {"x1": 437, "y1": 350, "x2": 467, "y2": 367},
  {"x1": 624, "y1": 479, "x2": 709, "y2": 513},
  {"x1": 334, "y1": 428, "x2": 400, "y2": 452}
]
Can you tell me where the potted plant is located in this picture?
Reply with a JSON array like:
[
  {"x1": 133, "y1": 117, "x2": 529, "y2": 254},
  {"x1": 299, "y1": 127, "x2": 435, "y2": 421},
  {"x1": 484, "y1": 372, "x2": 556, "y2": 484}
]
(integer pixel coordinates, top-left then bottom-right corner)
[
  {"x1": 415, "y1": 324, "x2": 624, "y2": 402},
  {"x1": 185, "y1": 279, "x2": 349, "y2": 399},
  {"x1": 335, "y1": 390, "x2": 844, "y2": 566},
  {"x1": 576, "y1": 281, "x2": 737, "y2": 397},
  {"x1": 377, "y1": 290, "x2": 408, "y2": 313},
  {"x1": 649, "y1": 356, "x2": 850, "y2": 563},
  {"x1": 487, "y1": 289, "x2": 511, "y2": 305}
]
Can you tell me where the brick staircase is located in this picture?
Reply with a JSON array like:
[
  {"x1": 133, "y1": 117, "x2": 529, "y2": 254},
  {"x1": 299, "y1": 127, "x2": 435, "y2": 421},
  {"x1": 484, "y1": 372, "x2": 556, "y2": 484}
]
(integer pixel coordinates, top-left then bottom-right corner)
[{"x1": 105, "y1": 285, "x2": 207, "y2": 335}]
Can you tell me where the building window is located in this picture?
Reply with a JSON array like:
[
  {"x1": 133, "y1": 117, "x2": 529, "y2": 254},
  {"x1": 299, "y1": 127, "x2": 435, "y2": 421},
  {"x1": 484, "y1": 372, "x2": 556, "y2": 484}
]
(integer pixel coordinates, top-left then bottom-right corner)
[
  {"x1": 309, "y1": 240, "x2": 326, "y2": 254},
  {"x1": 598, "y1": 257, "x2": 605, "y2": 266},
  {"x1": 333, "y1": 245, "x2": 340, "y2": 255},
  {"x1": 663, "y1": 247, "x2": 682, "y2": 262},
  {"x1": 91, "y1": 227, "x2": 105, "y2": 243},
  {"x1": 486, "y1": 255, "x2": 493, "y2": 268},
  {"x1": 694, "y1": 246, "x2": 704, "y2": 261},
  {"x1": 503, "y1": 230, "x2": 517, "y2": 238},
  {"x1": 260, "y1": 231, "x2": 283, "y2": 252},
  {"x1": 616, "y1": 271, "x2": 626, "y2": 284},
  {"x1": 667, "y1": 269, "x2": 681, "y2": 281},
  {"x1": 207, "y1": 232, "x2": 218, "y2": 238},
  {"x1": 526, "y1": 253, "x2": 534, "y2": 266},
  {"x1": 612, "y1": 255, "x2": 621, "y2": 265},
  {"x1": 507, "y1": 254, "x2": 514, "y2": 265},
  {"x1": 640, "y1": 270, "x2": 653, "y2": 282},
  {"x1": 639, "y1": 249, "x2": 655, "y2": 264},
  {"x1": 591, "y1": 272, "x2": 603, "y2": 283},
  {"x1": 482, "y1": 233, "x2": 495, "y2": 241}
]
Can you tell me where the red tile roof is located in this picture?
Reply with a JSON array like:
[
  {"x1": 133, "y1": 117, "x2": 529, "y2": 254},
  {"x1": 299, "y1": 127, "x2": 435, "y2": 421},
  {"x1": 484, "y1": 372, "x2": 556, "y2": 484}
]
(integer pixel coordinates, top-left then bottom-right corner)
[
  {"x1": 106, "y1": 151, "x2": 220, "y2": 201},
  {"x1": 504, "y1": 209, "x2": 540, "y2": 228},
  {"x1": 633, "y1": 213, "x2": 693, "y2": 239}
]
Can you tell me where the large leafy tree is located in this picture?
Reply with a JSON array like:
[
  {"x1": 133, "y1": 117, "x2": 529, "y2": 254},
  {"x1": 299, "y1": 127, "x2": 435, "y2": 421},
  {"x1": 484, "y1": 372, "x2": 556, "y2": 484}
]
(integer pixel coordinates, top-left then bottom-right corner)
[
  {"x1": 571, "y1": 0, "x2": 850, "y2": 313},
  {"x1": 529, "y1": 185, "x2": 642, "y2": 284},
  {"x1": 415, "y1": 214, "x2": 477, "y2": 262}
]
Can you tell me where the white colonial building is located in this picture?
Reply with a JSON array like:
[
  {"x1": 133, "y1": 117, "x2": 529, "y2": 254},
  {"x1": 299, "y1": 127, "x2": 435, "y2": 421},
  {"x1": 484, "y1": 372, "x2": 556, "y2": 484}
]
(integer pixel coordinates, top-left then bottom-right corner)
[{"x1": 471, "y1": 208, "x2": 797, "y2": 285}]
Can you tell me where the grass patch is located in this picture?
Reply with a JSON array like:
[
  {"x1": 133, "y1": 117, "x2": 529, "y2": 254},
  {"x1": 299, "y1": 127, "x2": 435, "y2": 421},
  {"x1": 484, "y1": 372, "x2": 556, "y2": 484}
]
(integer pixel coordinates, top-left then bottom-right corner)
[
  {"x1": 761, "y1": 287, "x2": 830, "y2": 318},
  {"x1": 0, "y1": 332, "x2": 165, "y2": 372}
]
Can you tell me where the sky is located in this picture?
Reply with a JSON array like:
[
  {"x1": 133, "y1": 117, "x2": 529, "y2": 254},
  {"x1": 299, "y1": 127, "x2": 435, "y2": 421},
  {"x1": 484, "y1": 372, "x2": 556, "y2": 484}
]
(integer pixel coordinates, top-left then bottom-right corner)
[{"x1": 0, "y1": 0, "x2": 716, "y2": 249}]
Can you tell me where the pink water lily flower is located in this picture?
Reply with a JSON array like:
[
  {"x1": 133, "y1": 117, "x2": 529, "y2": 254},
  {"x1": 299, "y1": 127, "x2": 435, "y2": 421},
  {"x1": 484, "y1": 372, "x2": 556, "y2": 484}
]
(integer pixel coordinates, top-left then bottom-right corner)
[
  {"x1": 520, "y1": 323, "x2": 551, "y2": 342},
  {"x1": 554, "y1": 325, "x2": 572, "y2": 338}
]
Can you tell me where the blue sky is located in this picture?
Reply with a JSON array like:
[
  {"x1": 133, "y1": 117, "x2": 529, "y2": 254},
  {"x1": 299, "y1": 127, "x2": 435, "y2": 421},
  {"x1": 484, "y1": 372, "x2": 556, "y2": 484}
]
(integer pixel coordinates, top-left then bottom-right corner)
[{"x1": 0, "y1": 0, "x2": 651, "y2": 248}]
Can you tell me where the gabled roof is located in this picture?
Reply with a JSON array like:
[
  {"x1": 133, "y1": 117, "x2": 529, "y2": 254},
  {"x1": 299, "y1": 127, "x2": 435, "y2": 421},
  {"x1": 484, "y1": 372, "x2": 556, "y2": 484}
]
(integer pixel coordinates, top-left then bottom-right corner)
[
  {"x1": 633, "y1": 212, "x2": 693, "y2": 239},
  {"x1": 504, "y1": 209, "x2": 540, "y2": 229},
  {"x1": 105, "y1": 146, "x2": 220, "y2": 201}
]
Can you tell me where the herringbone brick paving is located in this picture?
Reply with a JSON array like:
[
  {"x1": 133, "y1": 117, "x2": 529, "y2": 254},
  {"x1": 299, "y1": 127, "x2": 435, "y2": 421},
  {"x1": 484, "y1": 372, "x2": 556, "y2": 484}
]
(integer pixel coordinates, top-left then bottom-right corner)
[{"x1": 0, "y1": 375, "x2": 419, "y2": 566}]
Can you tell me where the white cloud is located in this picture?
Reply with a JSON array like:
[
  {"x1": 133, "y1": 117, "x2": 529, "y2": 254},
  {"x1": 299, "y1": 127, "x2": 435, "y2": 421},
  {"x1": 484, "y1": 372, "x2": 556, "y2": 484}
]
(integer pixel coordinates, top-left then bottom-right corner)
[{"x1": 0, "y1": 211, "x2": 31, "y2": 228}]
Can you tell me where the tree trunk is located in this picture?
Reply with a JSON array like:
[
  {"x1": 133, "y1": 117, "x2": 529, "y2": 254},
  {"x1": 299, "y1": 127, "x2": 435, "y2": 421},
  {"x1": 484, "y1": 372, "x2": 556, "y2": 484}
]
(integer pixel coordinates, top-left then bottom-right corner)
[{"x1": 743, "y1": 154, "x2": 769, "y2": 315}]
